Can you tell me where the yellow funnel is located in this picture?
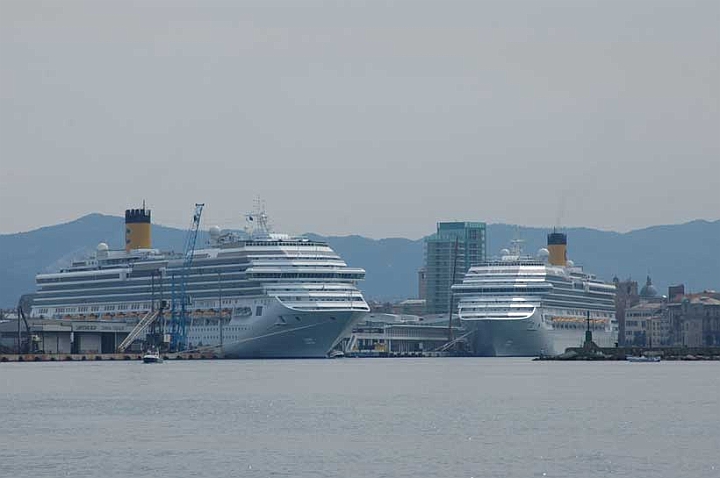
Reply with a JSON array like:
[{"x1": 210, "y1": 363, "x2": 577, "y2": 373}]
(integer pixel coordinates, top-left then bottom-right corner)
[
  {"x1": 547, "y1": 232, "x2": 567, "y2": 266},
  {"x1": 125, "y1": 207, "x2": 151, "y2": 251}
]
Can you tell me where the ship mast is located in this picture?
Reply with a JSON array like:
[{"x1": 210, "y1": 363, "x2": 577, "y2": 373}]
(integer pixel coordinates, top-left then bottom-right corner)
[
  {"x1": 509, "y1": 238, "x2": 525, "y2": 256},
  {"x1": 246, "y1": 196, "x2": 272, "y2": 238},
  {"x1": 510, "y1": 226, "x2": 525, "y2": 256}
]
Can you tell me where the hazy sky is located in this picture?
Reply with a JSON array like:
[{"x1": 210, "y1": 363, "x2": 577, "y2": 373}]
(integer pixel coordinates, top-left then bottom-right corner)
[{"x1": 1, "y1": 0, "x2": 718, "y2": 239}]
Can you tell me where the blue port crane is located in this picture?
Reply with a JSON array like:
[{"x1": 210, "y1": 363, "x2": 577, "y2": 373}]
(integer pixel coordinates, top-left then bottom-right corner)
[{"x1": 170, "y1": 203, "x2": 205, "y2": 351}]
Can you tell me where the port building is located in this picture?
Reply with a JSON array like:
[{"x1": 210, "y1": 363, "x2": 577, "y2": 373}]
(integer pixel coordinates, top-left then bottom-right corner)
[
  {"x1": 339, "y1": 313, "x2": 467, "y2": 356},
  {"x1": 0, "y1": 317, "x2": 139, "y2": 354}
]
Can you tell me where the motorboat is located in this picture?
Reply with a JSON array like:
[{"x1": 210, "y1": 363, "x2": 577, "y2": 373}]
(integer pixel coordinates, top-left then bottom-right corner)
[{"x1": 142, "y1": 349, "x2": 163, "y2": 364}]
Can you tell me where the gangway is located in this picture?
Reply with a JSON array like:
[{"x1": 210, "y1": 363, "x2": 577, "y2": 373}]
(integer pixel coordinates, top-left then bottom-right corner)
[
  {"x1": 117, "y1": 310, "x2": 160, "y2": 353},
  {"x1": 434, "y1": 328, "x2": 474, "y2": 353},
  {"x1": 343, "y1": 334, "x2": 359, "y2": 354}
]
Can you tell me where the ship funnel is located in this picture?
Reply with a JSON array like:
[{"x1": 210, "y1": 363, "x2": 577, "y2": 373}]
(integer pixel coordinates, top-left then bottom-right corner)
[
  {"x1": 547, "y1": 231, "x2": 567, "y2": 266},
  {"x1": 125, "y1": 205, "x2": 152, "y2": 251}
]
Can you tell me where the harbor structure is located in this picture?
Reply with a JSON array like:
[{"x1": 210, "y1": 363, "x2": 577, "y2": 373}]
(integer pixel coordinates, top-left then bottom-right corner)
[
  {"x1": 0, "y1": 316, "x2": 140, "y2": 354},
  {"x1": 339, "y1": 313, "x2": 469, "y2": 356},
  {"x1": 423, "y1": 221, "x2": 486, "y2": 314}
]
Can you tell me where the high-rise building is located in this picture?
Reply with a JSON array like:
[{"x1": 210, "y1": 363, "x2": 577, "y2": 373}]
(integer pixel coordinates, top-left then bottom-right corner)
[{"x1": 424, "y1": 221, "x2": 486, "y2": 314}]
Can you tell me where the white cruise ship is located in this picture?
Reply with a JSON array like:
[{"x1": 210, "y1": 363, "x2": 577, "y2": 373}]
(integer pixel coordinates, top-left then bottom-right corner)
[
  {"x1": 452, "y1": 232, "x2": 617, "y2": 356},
  {"x1": 30, "y1": 203, "x2": 369, "y2": 358}
]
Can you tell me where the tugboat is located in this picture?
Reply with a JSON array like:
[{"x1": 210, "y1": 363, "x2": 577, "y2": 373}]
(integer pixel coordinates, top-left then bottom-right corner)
[{"x1": 142, "y1": 348, "x2": 163, "y2": 364}]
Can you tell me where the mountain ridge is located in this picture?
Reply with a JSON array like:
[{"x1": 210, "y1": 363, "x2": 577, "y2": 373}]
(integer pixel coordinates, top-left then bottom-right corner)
[{"x1": 1, "y1": 214, "x2": 718, "y2": 308}]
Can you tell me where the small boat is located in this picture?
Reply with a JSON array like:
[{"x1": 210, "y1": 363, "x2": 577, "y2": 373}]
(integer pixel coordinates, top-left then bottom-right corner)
[
  {"x1": 626, "y1": 355, "x2": 661, "y2": 363},
  {"x1": 142, "y1": 349, "x2": 163, "y2": 364}
]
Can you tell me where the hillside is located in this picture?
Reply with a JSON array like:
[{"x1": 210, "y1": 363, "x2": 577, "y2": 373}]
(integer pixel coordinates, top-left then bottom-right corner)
[{"x1": 0, "y1": 215, "x2": 718, "y2": 307}]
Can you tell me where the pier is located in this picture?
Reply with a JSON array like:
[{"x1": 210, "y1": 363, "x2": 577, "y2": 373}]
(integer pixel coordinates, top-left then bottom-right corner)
[{"x1": 0, "y1": 351, "x2": 225, "y2": 363}]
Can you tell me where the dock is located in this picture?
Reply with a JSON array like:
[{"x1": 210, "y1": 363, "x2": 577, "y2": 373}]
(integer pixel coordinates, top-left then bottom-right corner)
[{"x1": 0, "y1": 351, "x2": 225, "y2": 362}]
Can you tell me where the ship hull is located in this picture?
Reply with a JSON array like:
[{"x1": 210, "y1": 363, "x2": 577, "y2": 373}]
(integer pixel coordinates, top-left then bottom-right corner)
[
  {"x1": 189, "y1": 299, "x2": 366, "y2": 358},
  {"x1": 463, "y1": 309, "x2": 617, "y2": 357}
]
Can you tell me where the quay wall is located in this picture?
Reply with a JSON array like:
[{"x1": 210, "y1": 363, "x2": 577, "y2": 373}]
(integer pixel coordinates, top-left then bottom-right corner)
[{"x1": 0, "y1": 352, "x2": 224, "y2": 363}]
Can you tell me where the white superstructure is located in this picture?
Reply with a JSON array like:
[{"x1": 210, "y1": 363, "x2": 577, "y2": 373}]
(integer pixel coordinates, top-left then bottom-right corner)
[
  {"x1": 30, "y1": 203, "x2": 369, "y2": 358},
  {"x1": 453, "y1": 235, "x2": 617, "y2": 356}
]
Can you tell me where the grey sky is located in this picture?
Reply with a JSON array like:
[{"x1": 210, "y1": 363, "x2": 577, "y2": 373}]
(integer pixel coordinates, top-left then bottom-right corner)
[{"x1": 1, "y1": 0, "x2": 718, "y2": 239}]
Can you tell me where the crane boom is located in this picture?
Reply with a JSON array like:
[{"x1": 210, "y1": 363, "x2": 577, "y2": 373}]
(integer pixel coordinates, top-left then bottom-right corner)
[{"x1": 170, "y1": 203, "x2": 204, "y2": 351}]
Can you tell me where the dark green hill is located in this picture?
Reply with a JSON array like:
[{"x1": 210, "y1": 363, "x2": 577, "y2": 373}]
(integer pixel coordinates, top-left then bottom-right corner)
[
  {"x1": 0, "y1": 214, "x2": 195, "y2": 308},
  {"x1": 1, "y1": 215, "x2": 718, "y2": 307}
]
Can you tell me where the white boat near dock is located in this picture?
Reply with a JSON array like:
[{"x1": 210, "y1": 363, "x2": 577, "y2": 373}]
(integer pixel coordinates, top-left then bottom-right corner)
[{"x1": 142, "y1": 350, "x2": 163, "y2": 364}]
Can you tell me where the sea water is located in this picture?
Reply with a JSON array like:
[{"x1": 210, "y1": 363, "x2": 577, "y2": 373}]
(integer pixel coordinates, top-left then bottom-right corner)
[{"x1": 1, "y1": 358, "x2": 718, "y2": 478}]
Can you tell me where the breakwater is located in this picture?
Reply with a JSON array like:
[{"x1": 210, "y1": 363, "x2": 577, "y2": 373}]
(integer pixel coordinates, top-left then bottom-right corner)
[{"x1": 536, "y1": 346, "x2": 720, "y2": 361}]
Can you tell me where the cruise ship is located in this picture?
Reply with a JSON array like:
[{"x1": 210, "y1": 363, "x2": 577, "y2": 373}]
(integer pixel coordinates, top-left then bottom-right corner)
[
  {"x1": 30, "y1": 203, "x2": 369, "y2": 358},
  {"x1": 452, "y1": 232, "x2": 617, "y2": 356}
]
